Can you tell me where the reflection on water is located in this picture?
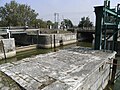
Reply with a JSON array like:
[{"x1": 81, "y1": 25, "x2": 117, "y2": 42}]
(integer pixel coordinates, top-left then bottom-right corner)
[
  {"x1": 0, "y1": 41, "x2": 93, "y2": 64},
  {"x1": 0, "y1": 49, "x2": 53, "y2": 64}
]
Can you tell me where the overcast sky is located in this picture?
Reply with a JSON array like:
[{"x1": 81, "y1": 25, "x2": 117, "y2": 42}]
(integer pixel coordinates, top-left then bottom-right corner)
[{"x1": 0, "y1": 0, "x2": 120, "y2": 25}]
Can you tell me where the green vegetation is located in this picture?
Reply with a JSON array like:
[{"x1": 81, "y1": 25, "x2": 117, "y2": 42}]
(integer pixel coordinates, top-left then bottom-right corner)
[
  {"x1": 0, "y1": 1, "x2": 93, "y2": 29},
  {"x1": 78, "y1": 17, "x2": 93, "y2": 28},
  {"x1": 0, "y1": 1, "x2": 38, "y2": 27},
  {"x1": 47, "y1": 20, "x2": 53, "y2": 28},
  {"x1": 61, "y1": 19, "x2": 73, "y2": 29},
  {"x1": 0, "y1": 1, "x2": 55, "y2": 28}
]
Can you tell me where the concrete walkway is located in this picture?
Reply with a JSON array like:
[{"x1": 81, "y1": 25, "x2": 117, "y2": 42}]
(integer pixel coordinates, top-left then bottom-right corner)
[{"x1": 0, "y1": 47, "x2": 116, "y2": 90}]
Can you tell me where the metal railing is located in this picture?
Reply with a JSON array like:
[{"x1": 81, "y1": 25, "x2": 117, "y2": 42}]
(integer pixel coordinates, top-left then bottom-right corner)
[{"x1": 115, "y1": 70, "x2": 120, "y2": 81}]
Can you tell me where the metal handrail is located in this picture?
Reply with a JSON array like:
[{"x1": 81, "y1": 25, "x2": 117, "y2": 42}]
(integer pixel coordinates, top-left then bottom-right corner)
[{"x1": 115, "y1": 70, "x2": 120, "y2": 81}]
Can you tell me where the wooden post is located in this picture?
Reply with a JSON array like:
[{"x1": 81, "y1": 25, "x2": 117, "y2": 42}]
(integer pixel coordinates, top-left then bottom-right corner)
[
  {"x1": 37, "y1": 30, "x2": 39, "y2": 44},
  {"x1": 1, "y1": 40, "x2": 7, "y2": 61},
  {"x1": 53, "y1": 34, "x2": 56, "y2": 52},
  {"x1": 50, "y1": 35, "x2": 52, "y2": 49},
  {"x1": 54, "y1": 34, "x2": 56, "y2": 48},
  {"x1": 111, "y1": 59, "x2": 117, "y2": 84},
  {"x1": 36, "y1": 30, "x2": 39, "y2": 48}
]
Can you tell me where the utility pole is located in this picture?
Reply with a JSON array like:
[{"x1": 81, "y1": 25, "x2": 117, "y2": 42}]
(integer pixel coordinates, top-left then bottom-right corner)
[{"x1": 54, "y1": 13, "x2": 59, "y2": 29}]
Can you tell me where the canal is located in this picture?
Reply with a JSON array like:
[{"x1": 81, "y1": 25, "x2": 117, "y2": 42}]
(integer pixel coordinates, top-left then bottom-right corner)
[
  {"x1": 0, "y1": 41, "x2": 93, "y2": 64},
  {"x1": 0, "y1": 41, "x2": 119, "y2": 90}
]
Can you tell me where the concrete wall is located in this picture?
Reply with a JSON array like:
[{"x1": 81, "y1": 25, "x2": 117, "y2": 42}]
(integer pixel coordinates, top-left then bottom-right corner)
[
  {"x1": 78, "y1": 60, "x2": 112, "y2": 90},
  {"x1": 12, "y1": 34, "x2": 30, "y2": 45},
  {"x1": 37, "y1": 33, "x2": 77, "y2": 48},
  {"x1": 12, "y1": 33, "x2": 77, "y2": 48},
  {"x1": 0, "y1": 38, "x2": 16, "y2": 60},
  {"x1": 77, "y1": 32, "x2": 94, "y2": 42}
]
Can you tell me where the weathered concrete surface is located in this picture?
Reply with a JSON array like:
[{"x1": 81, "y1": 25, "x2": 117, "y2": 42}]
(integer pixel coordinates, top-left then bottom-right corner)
[
  {"x1": 36, "y1": 33, "x2": 77, "y2": 48},
  {"x1": 16, "y1": 44, "x2": 36, "y2": 52},
  {"x1": 0, "y1": 38, "x2": 16, "y2": 60},
  {"x1": 13, "y1": 33, "x2": 77, "y2": 47},
  {"x1": 38, "y1": 33, "x2": 77, "y2": 48},
  {"x1": 0, "y1": 47, "x2": 116, "y2": 90}
]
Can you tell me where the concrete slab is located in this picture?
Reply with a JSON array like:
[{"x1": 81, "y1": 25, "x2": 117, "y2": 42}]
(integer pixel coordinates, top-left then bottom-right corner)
[
  {"x1": 0, "y1": 38, "x2": 16, "y2": 59},
  {"x1": 0, "y1": 47, "x2": 116, "y2": 90}
]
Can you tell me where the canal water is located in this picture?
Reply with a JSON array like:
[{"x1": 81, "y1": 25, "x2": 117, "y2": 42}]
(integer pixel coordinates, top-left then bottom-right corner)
[
  {"x1": 0, "y1": 41, "x2": 119, "y2": 90},
  {"x1": 0, "y1": 41, "x2": 93, "y2": 64}
]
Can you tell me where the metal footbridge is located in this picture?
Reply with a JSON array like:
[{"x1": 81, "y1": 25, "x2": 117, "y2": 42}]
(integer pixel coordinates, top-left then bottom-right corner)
[{"x1": 0, "y1": 27, "x2": 39, "y2": 36}]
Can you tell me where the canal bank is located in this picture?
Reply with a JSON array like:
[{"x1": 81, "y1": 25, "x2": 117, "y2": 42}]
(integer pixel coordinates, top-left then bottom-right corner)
[{"x1": 16, "y1": 44, "x2": 36, "y2": 52}]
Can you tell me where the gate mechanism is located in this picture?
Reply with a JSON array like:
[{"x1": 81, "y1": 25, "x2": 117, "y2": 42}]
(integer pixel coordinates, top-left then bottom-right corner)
[{"x1": 94, "y1": 0, "x2": 120, "y2": 51}]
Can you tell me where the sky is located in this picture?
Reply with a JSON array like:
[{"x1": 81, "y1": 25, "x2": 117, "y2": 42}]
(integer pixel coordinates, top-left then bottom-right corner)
[{"x1": 0, "y1": 0, "x2": 120, "y2": 25}]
